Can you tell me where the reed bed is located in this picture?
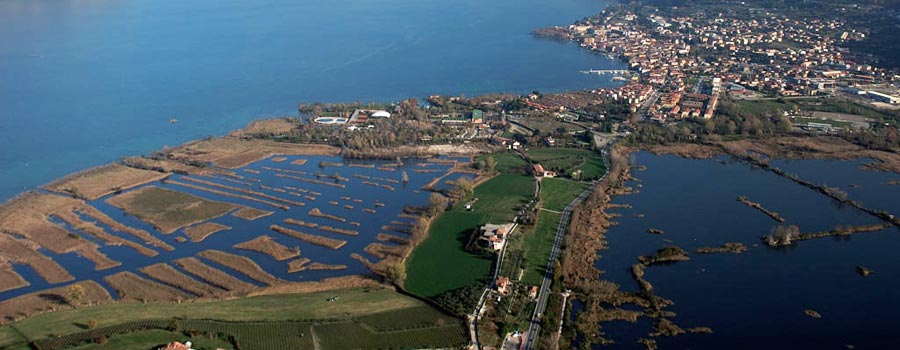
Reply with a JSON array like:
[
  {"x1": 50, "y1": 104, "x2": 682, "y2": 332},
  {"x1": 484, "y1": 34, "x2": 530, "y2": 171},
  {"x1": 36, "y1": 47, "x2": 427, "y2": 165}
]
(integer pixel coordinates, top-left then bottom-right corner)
[
  {"x1": 271, "y1": 225, "x2": 348, "y2": 250},
  {"x1": 309, "y1": 208, "x2": 347, "y2": 223},
  {"x1": 234, "y1": 236, "x2": 300, "y2": 261}
]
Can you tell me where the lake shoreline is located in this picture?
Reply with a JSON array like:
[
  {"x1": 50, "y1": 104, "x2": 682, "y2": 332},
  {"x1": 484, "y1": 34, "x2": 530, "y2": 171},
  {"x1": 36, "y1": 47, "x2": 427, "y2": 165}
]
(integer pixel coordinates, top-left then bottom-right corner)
[{"x1": 561, "y1": 137, "x2": 900, "y2": 347}]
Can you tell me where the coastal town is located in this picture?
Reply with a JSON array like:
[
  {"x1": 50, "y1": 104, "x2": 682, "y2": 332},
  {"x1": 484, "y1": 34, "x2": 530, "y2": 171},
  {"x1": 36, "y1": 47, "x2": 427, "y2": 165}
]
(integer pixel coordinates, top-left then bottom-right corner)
[
  {"x1": 0, "y1": 1, "x2": 898, "y2": 350},
  {"x1": 535, "y1": 1, "x2": 900, "y2": 127}
]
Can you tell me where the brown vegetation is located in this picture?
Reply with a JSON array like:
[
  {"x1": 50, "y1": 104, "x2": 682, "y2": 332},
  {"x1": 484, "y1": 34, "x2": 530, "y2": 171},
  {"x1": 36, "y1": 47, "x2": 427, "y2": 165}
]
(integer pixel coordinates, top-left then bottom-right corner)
[
  {"x1": 104, "y1": 271, "x2": 189, "y2": 302},
  {"x1": 804, "y1": 309, "x2": 822, "y2": 319},
  {"x1": 276, "y1": 173, "x2": 347, "y2": 188},
  {"x1": 73, "y1": 204, "x2": 174, "y2": 252},
  {"x1": 364, "y1": 243, "x2": 406, "y2": 260},
  {"x1": 198, "y1": 250, "x2": 284, "y2": 286},
  {"x1": 637, "y1": 246, "x2": 690, "y2": 265},
  {"x1": 0, "y1": 193, "x2": 115, "y2": 277},
  {"x1": 246, "y1": 275, "x2": 380, "y2": 297},
  {"x1": 287, "y1": 258, "x2": 312, "y2": 273},
  {"x1": 318, "y1": 225, "x2": 358, "y2": 236},
  {"x1": 234, "y1": 236, "x2": 300, "y2": 261},
  {"x1": 710, "y1": 136, "x2": 900, "y2": 173},
  {"x1": 270, "y1": 225, "x2": 347, "y2": 250},
  {"x1": 52, "y1": 208, "x2": 157, "y2": 258},
  {"x1": 765, "y1": 223, "x2": 893, "y2": 246},
  {"x1": 183, "y1": 222, "x2": 231, "y2": 242},
  {"x1": 121, "y1": 156, "x2": 200, "y2": 174},
  {"x1": 0, "y1": 281, "x2": 111, "y2": 323},
  {"x1": 284, "y1": 218, "x2": 318, "y2": 228},
  {"x1": 308, "y1": 208, "x2": 347, "y2": 223},
  {"x1": 230, "y1": 118, "x2": 297, "y2": 138},
  {"x1": 172, "y1": 258, "x2": 255, "y2": 292},
  {"x1": 165, "y1": 137, "x2": 338, "y2": 169},
  {"x1": 695, "y1": 243, "x2": 748, "y2": 254},
  {"x1": 307, "y1": 262, "x2": 348, "y2": 270},
  {"x1": 0, "y1": 262, "x2": 28, "y2": 293},
  {"x1": 377, "y1": 233, "x2": 411, "y2": 245},
  {"x1": 166, "y1": 179, "x2": 288, "y2": 210},
  {"x1": 643, "y1": 143, "x2": 721, "y2": 159},
  {"x1": 647, "y1": 136, "x2": 900, "y2": 175},
  {"x1": 44, "y1": 163, "x2": 170, "y2": 200},
  {"x1": 737, "y1": 196, "x2": 785, "y2": 222},
  {"x1": 106, "y1": 186, "x2": 237, "y2": 234},
  {"x1": 350, "y1": 253, "x2": 375, "y2": 269},
  {"x1": 139, "y1": 263, "x2": 226, "y2": 297},
  {"x1": 231, "y1": 207, "x2": 274, "y2": 220},
  {"x1": 179, "y1": 176, "x2": 304, "y2": 207},
  {"x1": 560, "y1": 144, "x2": 688, "y2": 345}
]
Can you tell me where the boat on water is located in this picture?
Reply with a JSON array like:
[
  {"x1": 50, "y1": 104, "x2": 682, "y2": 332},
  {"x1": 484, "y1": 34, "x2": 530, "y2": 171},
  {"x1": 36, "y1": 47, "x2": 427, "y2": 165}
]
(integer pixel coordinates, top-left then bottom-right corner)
[{"x1": 170, "y1": 118, "x2": 178, "y2": 124}]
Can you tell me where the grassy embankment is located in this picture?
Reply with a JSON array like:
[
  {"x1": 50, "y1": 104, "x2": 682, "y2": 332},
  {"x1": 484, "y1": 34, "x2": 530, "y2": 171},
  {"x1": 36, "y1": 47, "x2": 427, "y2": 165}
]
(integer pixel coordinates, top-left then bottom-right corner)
[
  {"x1": 504, "y1": 178, "x2": 589, "y2": 286},
  {"x1": 0, "y1": 288, "x2": 466, "y2": 350},
  {"x1": 404, "y1": 152, "x2": 535, "y2": 297},
  {"x1": 524, "y1": 179, "x2": 589, "y2": 285}
]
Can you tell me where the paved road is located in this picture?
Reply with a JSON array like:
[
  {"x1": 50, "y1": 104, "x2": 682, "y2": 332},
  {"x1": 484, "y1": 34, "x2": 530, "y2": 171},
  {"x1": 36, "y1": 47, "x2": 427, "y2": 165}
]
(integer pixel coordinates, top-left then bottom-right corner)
[
  {"x1": 468, "y1": 173, "x2": 536, "y2": 349},
  {"x1": 523, "y1": 147, "x2": 611, "y2": 350},
  {"x1": 522, "y1": 186, "x2": 593, "y2": 349}
]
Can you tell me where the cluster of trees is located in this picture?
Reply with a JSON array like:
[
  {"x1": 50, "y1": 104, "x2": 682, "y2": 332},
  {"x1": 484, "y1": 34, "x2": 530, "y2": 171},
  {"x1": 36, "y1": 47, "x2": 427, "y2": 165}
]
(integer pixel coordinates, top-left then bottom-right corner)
[
  {"x1": 627, "y1": 97, "x2": 896, "y2": 151},
  {"x1": 432, "y1": 284, "x2": 483, "y2": 316},
  {"x1": 451, "y1": 178, "x2": 475, "y2": 200},
  {"x1": 763, "y1": 224, "x2": 801, "y2": 246},
  {"x1": 472, "y1": 155, "x2": 497, "y2": 173}
]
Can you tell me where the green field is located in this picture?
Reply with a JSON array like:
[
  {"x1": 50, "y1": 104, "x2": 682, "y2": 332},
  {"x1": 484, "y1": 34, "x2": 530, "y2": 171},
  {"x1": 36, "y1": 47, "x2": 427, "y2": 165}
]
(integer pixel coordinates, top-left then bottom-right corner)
[
  {"x1": 476, "y1": 151, "x2": 527, "y2": 173},
  {"x1": 28, "y1": 306, "x2": 466, "y2": 350},
  {"x1": 497, "y1": 178, "x2": 591, "y2": 287},
  {"x1": 405, "y1": 172, "x2": 536, "y2": 297},
  {"x1": 539, "y1": 178, "x2": 589, "y2": 212},
  {"x1": 0, "y1": 288, "x2": 464, "y2": 350},
  {"x1": 518, "y1": 116, "x2": 583, "y2": 134},
  {"x1": 67, "y1": 330, "x2": 232, "y2": 350},
  {"x1": 526, "y1": 148, "x2": 605, "y2": 180},
  {"x1": 514, "y1": 178, "x2": 588, "y2": 285},
  {"x1": 520, "y1": 211, "x2": 562, "y2": 285}
]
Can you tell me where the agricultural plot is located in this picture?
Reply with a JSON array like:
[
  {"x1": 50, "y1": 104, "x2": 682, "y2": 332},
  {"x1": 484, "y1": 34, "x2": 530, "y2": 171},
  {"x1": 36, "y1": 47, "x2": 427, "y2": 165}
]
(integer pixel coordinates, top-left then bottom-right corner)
[
  {"x1": 527, "y1": 147, "x2": 606, "y2": 180},
  {"x1": 539, "y1": 178, "x2": 589, "y2": 212},
  {"x1": 519, "y1": 211, "x2": 562, "y2": 285},
  {"x1": 405, "y1": 173, "x2": 535, "y2": 297},
  {"x1": 314, "y1": 322, "x2": 467, "y2": 350},
  {"x1": 6, "y1": 288, "x2": 461, "y2": 350}
]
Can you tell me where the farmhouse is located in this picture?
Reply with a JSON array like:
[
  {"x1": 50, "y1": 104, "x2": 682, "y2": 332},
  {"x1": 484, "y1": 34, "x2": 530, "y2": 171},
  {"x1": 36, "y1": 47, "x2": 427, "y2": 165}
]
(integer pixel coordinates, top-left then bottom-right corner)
[
  {"x1": 480, "y1": 223, "x2": 516, "y2": 251},
  {"x1": 532, "y1": 164, "x2": 557, "y2": 178},
  {"x1": 496, "y1": 277, "x2": 511, "y2": 295},
  {"x1": 159, "y1": 341, "x2": 228, "y2": 350},
  {"x1": 528, "y1": 285, "x2": 539, "y2": 299},
  {"x1": 159, "y1": 341, "x2": 194, "y2": 350}
]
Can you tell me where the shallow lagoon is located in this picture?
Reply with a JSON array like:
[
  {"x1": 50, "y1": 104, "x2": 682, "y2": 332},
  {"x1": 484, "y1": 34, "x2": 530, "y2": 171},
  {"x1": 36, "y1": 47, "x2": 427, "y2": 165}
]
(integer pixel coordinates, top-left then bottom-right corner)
[
  {"x1": 0, "y1": 155, "x2": 474, "y2": 301},
  {"x1": 0, "y1": 0, "x2": 621, "y2": 202},
  {"x1": 593, "y1": 152, "x2": 900, "y2": 349}
]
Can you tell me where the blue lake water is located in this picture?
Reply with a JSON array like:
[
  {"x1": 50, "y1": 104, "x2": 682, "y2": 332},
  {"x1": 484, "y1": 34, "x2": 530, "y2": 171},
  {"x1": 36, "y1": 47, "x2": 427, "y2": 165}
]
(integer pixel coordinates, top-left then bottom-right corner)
[
  {"x1": 0, "y1": 0, "x2": 621, "y2": 202},
  {"x1": 0, "y1": 155, "x2": 475, "y2": 301},
  {"x1": 590, "y1": 152, "x2": 900, "y2": 349}
]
